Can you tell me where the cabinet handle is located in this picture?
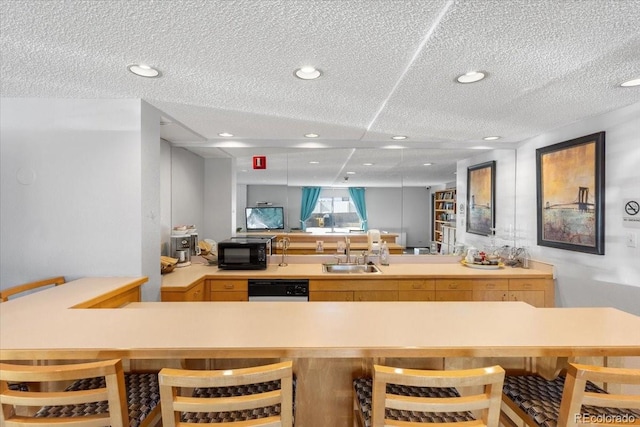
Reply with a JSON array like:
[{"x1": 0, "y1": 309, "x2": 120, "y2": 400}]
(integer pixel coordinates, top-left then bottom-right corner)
[
  {"x1": 502, "y1": 294, "x2": 506, "y2": 301},
  {"x1": 448, "y1": 283, "x2": 458, "y2": 289},
  {"x1": 412, "y1": 283, "x2": 423, "y2": 289},
  {"x1": 224, "y1": 284, "x2": 234, "y2": 289},
  {"x1": 523, "y1": 283, "x2": 532, "y2": 289},
  {"x1": 486, "y1": 283, "x2": 495, "y2": 289},
  {"x1": 512, "y1": 294, "x2": 518, "y2": 301}
]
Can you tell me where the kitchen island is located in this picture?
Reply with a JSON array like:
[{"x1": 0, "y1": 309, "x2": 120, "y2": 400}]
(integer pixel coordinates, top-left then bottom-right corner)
[{"x1": 1, "y1": 276, "x2": 640, "y2": 426}]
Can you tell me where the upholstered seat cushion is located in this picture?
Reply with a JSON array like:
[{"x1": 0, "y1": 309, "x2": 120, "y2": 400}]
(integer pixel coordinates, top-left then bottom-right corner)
[
  {"x1": 503, "y1": 374, "x2": 640, "y2": 427},
  {"x1": 353, "y1": 378, "x2": 475, "y2": 427},
  {"x1": 181, "y1": 378, "x2": 296, "y2": 423},
  {"x1": 35, "y1": 372, "x2": 160, "y2": 427}
]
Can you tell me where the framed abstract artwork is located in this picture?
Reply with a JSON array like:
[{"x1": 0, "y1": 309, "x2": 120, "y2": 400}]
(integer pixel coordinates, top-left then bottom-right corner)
[
  {"x1": 536, "y1": 132, "x2": 605, "y2": 254},
  {"x1": 466, "y1": 161, "x2": 495, "y2": 236}
]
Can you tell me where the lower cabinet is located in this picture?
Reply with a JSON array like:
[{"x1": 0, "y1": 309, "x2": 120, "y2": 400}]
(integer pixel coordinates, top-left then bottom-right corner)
[
  {"x1": 209, "y1": 280, "x2": 248, "y2": 302},
  {"x1": 309, "y1": 280, "x2": 396, "y2": 302},
  {"x1": 162, "y1": 276, "x2": 554, "y2": 306},
  {"x1": 398, "y1": 280, "x2": 435, "y2": 301},
  {"x1": 161, "y1": 280, "x2": 204, "y2": 302},
  {"x1": 435, "y1": 279, "x2": 473, "y2": 301}
]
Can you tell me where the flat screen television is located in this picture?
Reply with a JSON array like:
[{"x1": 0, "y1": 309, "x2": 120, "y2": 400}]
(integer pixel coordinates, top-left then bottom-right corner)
[{"x1": 245, "y1": 206, "x2": 285, "y2": 231}]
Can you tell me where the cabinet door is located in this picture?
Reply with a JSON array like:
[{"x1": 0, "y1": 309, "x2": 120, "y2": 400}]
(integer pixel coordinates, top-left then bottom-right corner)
[
  {"x1": 354, "y1": 291, "x2": 398, "y2": 301},
  {"x1": 473, "y1": 279, "x2": 508, "y2": 302},
  {"x1": 509, "y1": 279, "x2": 552, "y2": 307},
  {"x1": 509, "y1": 291, "x2": 545, "y2": 307},
  {"x1": 211, "y1": 291, "x2": 248, "y2": 302},
  {"x1": 310, "y1": 291, "x2": 354, "y2": 301},
  {"x1": 435, "y1": 279, "x2": 473, "y2": 301},
  {"x1": 184, "y1": 281, "x2": 205, "y2": 301}
]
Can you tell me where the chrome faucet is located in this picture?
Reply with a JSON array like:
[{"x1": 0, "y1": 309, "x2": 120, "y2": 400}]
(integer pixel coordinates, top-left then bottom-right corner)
[{"x1": 345, "y1": 236, "x2": 351, "y2": 263}]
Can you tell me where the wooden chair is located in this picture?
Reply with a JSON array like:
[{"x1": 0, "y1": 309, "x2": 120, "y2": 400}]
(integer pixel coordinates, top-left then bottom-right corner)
[
  {"x1": 0, "y1": 359, "x2": 129, "y2": 426},
  {"x1": 353, "y1": 364, "x2": 505, "y2": 426},
  {"x1": 0, "y1": 360, "x2": 161, "y2": 427},
  {"x1": 159, "y1": 360, "x2": 293, "y2": 426},
  {"x1": 502, "y1": 363, "x2": 640, "y2": 427},
  {"x1": 0, "y1": 276, "x2": 66, "y2": 302}
]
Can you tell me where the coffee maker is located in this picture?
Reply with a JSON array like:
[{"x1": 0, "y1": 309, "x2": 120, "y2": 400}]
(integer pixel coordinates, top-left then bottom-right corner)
[{"x1": 171, "y1": 235, "x2": 192, "y2": 265}]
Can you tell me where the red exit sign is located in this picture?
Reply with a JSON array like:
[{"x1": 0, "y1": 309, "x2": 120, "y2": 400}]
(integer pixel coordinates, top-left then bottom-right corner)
[{"x1": 253, "y1": 155, "x2": 267, "y2": 169}]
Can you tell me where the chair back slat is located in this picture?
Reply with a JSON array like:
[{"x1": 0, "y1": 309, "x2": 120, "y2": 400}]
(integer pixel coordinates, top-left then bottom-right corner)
[
  {"x1": 159, "y1": 361, "x2": 293, "y2": 427},
  {"x1": 0, "y1": 359, "x2": 128, "y2": 427},
  {"x1": 558, "y1": 363, "x2": 640, "y2": 427},
  {"x1": 372, "y1": 364, "x2": 505, "y2": 427},
  {"x1": 0, "y1": 276, "x2": 66, "y2": 302}
]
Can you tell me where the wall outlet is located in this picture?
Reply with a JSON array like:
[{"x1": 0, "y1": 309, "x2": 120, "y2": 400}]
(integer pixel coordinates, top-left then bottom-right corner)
[{"x1": 626, "y1": 232, "x2": 637, "y2": 248}]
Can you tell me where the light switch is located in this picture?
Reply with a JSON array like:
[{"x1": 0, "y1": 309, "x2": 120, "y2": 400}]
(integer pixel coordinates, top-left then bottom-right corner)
[{"x1": 626, "y1": 232, "x2": 637, "y2": 248}]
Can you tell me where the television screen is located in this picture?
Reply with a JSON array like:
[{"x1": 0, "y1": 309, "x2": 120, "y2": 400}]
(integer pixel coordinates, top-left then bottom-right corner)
[{"x1": 245, "y1": 207, "x2": 285, "y2": 231}]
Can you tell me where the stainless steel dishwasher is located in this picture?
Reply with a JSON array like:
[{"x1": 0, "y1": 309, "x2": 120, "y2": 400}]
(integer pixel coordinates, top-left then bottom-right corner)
[{"x1": 248, "y1": 279, "x2": 309, "y2": 302}]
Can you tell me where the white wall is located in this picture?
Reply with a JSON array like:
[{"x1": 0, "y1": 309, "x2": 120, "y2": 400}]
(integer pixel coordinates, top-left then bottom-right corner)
[
  {"x1": 0, "y1": 98, "x2": 161, "y2": 299},
  {"x1": 204, "y1": 157, "x2": 236, "y2": 242},
  {"x1": 170, "y1": 147, "x2": 204, "y2": 229},
  {"x1": 515, "y1": 102, "x2": 640, "y2": 314}
]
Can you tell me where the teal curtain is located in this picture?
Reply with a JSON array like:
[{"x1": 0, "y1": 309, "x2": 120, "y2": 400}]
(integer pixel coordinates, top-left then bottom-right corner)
[
  {"x1": 348, "y1": 187, "x2": 368, "y2": 231},
  {"x1": 300, "y1": 187, "x2": 321, "y2": 231}
]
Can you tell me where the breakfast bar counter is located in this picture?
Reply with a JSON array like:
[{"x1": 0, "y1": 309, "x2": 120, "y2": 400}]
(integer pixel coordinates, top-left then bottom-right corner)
[{"x1": 2, "y1": 276, "x2": 640, "y2": 426}]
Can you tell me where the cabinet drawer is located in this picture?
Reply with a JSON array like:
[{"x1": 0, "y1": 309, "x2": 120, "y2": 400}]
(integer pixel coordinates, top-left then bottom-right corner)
[
  {"x1": 435, "y1": 279, "x2": 473, "y2": 291},
  {"x1": 472, "y1": 279, "x2": 508, "y2": 291},
  {"x1": 435, "y1": 290, "x2": 473, "y2": 301},
  {"x1": 398, "y1": 280, "x2": 435, "y2": 291},
  {"x1": 509, "y1": 279, "x2": 550, "y2": 291},
  {"x1": 209, "y1": 280, "x2": 248, "y2": 292}
]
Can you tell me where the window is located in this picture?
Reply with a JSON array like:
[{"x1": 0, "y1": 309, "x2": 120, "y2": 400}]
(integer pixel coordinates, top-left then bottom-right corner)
[{"x1": 304, "y1": 190, "x2": 361, "y2": 233}]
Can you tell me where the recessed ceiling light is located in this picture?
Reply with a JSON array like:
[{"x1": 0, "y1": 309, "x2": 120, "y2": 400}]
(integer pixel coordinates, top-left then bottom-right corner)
[
  {"x1": 456, "y1": 71, "x2": 486, "y2": 84},
  {"x1": 309, "y1": 161, "x2": 319, "y2": 164},
  {"x1": 304, "y1": 133, "x2": 319, "y2": 138},
  {"x1": 346, "y1": 171, "x2": 356, "y2": 175},
  {"x1": 423, "y1": 162, "x2": 432, "y2": 166},
  {"x1": 483, "y1": 136, "x2": 501, "y2": 141},
  {"x1": 363, "y1": 162, "x2": 374, "y2": 166},
  {"x1": 620, "y1": 78, "x2": 640, "y2": 87},
  {"x1": 294, "y1": 66, "x2": 322, "y2": 80},
  {"x1": 218, "y1": 132, "x2": 234, "y2": 137},
  {"x1": 391, "y1": 135, "x2": 408, "y2": 140},
  {"x1": 127, "y1": 64, "x2": 160, "y2": 78}
]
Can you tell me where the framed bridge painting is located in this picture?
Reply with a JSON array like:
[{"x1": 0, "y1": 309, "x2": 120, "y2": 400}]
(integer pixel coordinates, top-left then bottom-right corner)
[
  {"x1": 536, "y1": 132, "x2": 605, "y2": 255},
  {"x1": 466, "y1": 160, "x2": 495, "y2": 236}
]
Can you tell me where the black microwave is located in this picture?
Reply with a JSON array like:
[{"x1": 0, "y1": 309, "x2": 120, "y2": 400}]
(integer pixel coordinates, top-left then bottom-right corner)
[{"x1": 217, "y1": 237, "x2": 272, "y2": 270}]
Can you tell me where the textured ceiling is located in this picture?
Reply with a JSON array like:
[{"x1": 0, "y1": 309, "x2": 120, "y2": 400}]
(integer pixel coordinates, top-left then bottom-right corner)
[{"x1": 2, "y1": 0, "x2": 639, "y2": 187}]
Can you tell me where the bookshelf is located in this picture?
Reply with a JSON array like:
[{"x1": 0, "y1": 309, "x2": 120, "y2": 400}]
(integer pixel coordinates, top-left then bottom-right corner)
[{"x1": 432, "y1": 188, "x2": 456, "y2": 253}]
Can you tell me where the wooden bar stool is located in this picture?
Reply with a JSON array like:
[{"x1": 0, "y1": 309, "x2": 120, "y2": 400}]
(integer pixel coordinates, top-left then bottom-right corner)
[
  {"x1": 501, "y1": 363, "x2": 640, "y2": 427},
  {"x1": 159, "y1": 360, "x2": 294, "y2": 426},
  {"x1": 353, "y1": 364, "x2": 505, "y2": 426},
  {"x1": 0, "y1": 276, "x2": 66, "y2": 302},
  {"x1": 0, "y1": 359, "x2": 161, "y2": 427}
]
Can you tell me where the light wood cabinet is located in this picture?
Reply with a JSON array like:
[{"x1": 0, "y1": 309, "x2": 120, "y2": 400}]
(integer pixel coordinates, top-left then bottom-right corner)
[
  {"x1": 508, "y1": 278, "x2": 552, "y2": 307},
  {"x1": 398, "y1": 279, "x2": 435, "y2": 301},
  {"x1": 209, "y1": 280, "x2": 248, "y2": 302},
  {"x1": 435, "y1": 279, "x2": 473, "y2": 301},
  {"x1": 75, "y1": 286, "x2": 141, "y2": 308},
  {"x1": 472, "y1": 279, "x2": 509, "y2": 302},
  {"x1": 354, "y1": 290, "x2": 397, "y2": 301},
  {"x1": 310, "y1": 291, "x2": 353, "y2": 301},
  {"x1": 162, "y1": 280, "x2": 204, "y2": 302}
]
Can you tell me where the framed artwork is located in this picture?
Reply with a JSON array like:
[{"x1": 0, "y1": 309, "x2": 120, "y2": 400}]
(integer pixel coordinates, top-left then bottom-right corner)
[
  {"x1": 466, "y1": 161, "x2": 495, "y2": 235},
  {"x1": 536, "y1": 132, "x2": 605, "y2": 254}
]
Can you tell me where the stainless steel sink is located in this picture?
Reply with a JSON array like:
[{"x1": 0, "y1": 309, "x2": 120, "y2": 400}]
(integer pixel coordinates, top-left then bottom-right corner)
[{"x1": 322, "y1": 263, "x2": 381, "y2": 274}]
